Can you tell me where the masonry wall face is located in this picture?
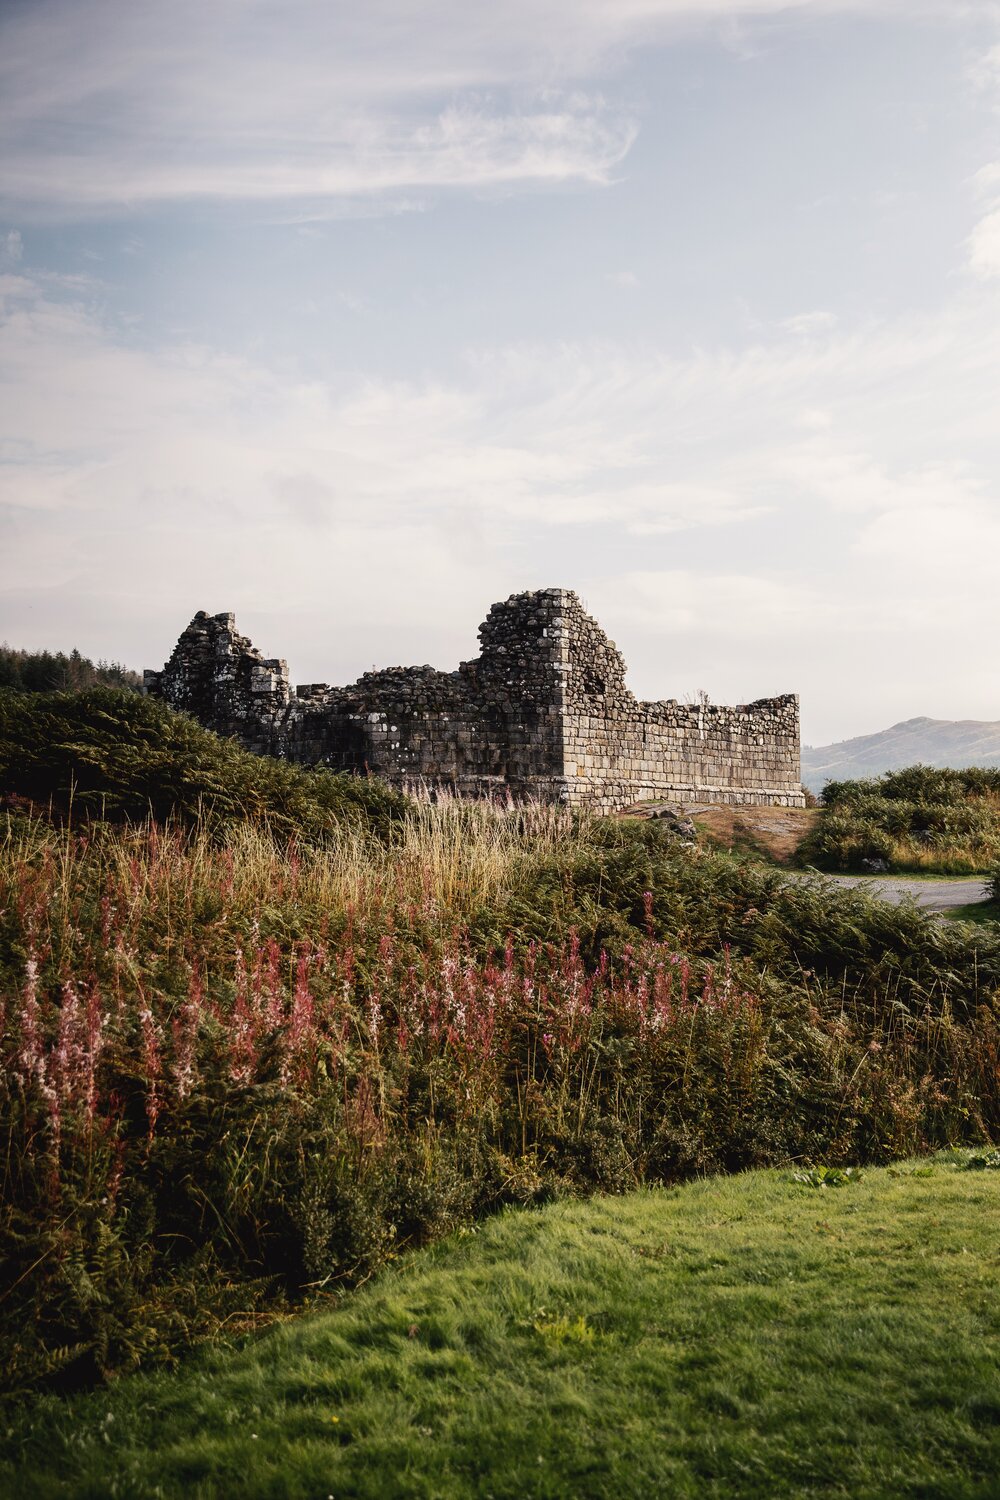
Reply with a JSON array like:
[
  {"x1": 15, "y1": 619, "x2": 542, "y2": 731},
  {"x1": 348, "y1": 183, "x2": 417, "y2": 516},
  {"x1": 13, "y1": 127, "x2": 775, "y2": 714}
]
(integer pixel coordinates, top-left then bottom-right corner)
[{"x1": 145, "y1": 588, "x2": 805, "y2": 810}]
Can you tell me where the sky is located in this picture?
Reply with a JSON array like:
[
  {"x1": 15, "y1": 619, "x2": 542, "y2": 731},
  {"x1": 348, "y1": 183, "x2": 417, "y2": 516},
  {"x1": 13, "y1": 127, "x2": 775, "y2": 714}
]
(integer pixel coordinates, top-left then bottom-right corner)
[{"x1": 2, "y1": 0, "x2": 1000, "y2": 745}]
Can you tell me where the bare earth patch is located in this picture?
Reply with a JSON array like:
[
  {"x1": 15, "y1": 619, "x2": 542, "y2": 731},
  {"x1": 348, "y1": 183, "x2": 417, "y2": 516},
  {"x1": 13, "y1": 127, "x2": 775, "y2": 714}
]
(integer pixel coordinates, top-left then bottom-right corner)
[{"x1": 623, "y1": 800, "x2": 820, "y2": 864}]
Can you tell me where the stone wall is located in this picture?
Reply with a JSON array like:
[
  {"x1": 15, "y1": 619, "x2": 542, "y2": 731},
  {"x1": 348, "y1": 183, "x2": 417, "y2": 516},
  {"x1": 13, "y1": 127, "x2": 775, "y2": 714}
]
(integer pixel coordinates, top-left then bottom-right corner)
[
  {"x1": 145, "y1": 588, "x2": 805, "y2": 810},
  {"x1": 553, "y1": 591, "x2": 802, "y2": 809},
  {"x1": 143, "y1": 611, "x2": 291, "y2": 757}
]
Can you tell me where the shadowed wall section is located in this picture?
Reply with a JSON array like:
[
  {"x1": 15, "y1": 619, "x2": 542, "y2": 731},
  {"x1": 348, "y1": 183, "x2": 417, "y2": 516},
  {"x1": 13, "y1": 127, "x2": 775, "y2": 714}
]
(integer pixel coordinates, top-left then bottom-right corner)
[{"x1": 145, "y1": 588, "x2": 805, "y2": 809}]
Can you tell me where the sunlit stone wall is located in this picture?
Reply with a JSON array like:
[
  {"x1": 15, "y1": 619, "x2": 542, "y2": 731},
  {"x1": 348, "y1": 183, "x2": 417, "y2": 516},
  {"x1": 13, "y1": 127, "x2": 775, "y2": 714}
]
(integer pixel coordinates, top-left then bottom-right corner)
[{"x1": 145, "y1": 589, "x2": 805, "y2": 810}]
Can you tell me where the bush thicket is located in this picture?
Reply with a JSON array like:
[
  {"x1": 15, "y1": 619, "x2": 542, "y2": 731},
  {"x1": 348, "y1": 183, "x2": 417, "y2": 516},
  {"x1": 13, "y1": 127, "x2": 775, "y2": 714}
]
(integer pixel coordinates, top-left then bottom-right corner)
[
  {"x1": 0, "y1": 687, "x2": 406, "y2": 839},
  {"x1": 801, "y1": 764, "x2": 1000, "y2": 873}
]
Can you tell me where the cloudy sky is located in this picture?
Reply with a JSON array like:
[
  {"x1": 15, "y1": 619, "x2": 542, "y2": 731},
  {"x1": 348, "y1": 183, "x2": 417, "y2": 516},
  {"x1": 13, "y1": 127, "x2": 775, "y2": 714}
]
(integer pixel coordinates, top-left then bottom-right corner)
[{"x1": 2, "y1": 0, "x2": 999, "y2": 744}]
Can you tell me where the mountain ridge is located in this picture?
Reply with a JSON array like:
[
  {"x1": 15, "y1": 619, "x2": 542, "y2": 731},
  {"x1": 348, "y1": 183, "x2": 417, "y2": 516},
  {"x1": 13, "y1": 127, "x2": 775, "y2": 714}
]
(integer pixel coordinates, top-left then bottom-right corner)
[{"x1": 802, "y1": 716, "x2": 1000, "y2": 793}]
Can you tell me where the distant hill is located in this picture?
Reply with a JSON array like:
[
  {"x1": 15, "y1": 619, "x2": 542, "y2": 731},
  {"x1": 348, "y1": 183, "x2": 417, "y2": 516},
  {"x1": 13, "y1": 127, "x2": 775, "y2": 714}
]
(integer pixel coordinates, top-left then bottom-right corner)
[{"x1": 802, "y1": 717, "x2": 1000, "y2": 794}]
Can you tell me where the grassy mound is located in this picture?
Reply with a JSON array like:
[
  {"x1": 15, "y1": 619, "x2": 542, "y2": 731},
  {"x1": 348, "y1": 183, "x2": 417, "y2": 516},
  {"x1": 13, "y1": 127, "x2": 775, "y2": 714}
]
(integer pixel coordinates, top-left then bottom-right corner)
[
  {"x1": 800, "y1": 765, "x2": 1000, "y2": 874},
  {"x1": 0, "y1": 687, "x2": 406, "y2": 839},
  {"x1": 4, "y1": 1157, "x2": 999, "y2": 1499}
]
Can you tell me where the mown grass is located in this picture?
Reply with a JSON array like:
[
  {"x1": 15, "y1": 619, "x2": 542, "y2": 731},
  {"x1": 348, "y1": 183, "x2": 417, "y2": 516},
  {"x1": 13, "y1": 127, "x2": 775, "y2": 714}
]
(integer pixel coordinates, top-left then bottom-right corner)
[
  {"x1": 944, "y1": 901, "x2": 1000, "y2": 928},
  {"x1": 801, "y1": 765, "x2": 1000, "y2": 875},
  {"x1": 4, "y1": 1156, "x2": 999, "y2": 1500}
]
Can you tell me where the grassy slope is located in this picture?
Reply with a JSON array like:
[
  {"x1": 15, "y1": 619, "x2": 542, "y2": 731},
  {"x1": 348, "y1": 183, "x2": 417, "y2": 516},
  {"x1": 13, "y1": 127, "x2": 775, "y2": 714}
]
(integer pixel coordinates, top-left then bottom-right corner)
[{"x1": 5, "y1": 1158, "x2": 1000, "y2": 1500}]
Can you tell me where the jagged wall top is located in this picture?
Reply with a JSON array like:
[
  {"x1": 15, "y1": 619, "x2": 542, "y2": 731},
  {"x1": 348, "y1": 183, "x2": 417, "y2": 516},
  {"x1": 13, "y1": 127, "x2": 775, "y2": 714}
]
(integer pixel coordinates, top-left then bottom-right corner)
[
  {"x1": 145, "y1": 589, "x2": 804, "y2": 808},
  {"x1": 143, "y1": 609, "x2": 291, "y2": 756}
]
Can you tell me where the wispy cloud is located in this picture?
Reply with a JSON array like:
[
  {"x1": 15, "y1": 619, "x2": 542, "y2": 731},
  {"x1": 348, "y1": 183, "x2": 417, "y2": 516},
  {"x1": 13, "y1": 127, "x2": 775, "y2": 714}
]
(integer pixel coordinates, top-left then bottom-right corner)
[
  {"x1": 0, "y1": 0, "x2": 971, "y2": 217},
  {"x1": 0, "y1": 96, "x2": 638, "y2": 213},
  {"x1": 968, "y1": 206, "x2": 1000, "y2": 277},
  {"x1": 3, "y1": 261, "x2": 1000, "y2": 738},
  {"x1": 965, "y1": 35, "x2": 1000, "y2": 277},
  {"x1": 781, "y1": 310, "x2": 838, "y2": 337}
]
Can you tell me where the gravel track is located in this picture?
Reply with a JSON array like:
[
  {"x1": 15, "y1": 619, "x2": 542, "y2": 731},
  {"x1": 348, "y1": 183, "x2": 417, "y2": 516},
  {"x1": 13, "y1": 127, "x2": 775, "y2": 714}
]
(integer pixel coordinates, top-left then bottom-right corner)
[{"x1": 799, "y1": 873, "x2": 989, "y2": 912}]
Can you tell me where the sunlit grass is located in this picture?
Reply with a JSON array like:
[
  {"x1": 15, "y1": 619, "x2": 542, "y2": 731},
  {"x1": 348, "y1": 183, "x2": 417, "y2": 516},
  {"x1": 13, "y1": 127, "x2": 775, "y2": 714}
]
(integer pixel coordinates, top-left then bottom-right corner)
[{"x1": 5, "y1": 1157, "x2": 999, "y2": 1500}]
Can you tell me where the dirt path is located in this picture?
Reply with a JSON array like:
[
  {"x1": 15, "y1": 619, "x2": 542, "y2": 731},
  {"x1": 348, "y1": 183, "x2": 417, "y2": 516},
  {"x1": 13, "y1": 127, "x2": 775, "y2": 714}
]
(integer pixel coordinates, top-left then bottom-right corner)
[
  {"x1": 623, "y1": 800, "x2": 991, "y2": 913},
  {"x1": 805, "y1": 873, "x2": 989, "y2": 912},
  {"x1": 623, "y1": 800, "x2": 820, "y2": 863},
  {"x1": 685, "y1": 802, "x2": 820, "y2": 863}
]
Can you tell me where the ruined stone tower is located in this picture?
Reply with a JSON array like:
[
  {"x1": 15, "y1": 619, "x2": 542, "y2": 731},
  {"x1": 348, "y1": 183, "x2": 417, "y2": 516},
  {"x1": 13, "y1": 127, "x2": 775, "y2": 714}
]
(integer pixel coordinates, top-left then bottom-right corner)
[{"x1": 145, "y1": 588, "x2": 805, "y2": 809}]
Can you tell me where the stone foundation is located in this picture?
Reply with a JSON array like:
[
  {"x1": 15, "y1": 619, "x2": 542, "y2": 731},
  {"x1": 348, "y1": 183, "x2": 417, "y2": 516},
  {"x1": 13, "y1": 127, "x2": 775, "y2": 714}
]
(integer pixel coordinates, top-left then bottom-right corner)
[{"x1": 145, "y1": 588, "x2": 805, "y2": 810}]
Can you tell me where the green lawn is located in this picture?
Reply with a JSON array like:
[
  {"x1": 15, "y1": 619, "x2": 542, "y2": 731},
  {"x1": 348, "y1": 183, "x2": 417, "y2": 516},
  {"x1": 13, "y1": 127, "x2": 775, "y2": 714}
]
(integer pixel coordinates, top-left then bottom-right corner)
[
  {"x1": 4, "y1": 1158, "x2": 1000, "y2": 1500},
  {"x1": 945, "y1": 900, "x2": 1000, "y2": 927}
]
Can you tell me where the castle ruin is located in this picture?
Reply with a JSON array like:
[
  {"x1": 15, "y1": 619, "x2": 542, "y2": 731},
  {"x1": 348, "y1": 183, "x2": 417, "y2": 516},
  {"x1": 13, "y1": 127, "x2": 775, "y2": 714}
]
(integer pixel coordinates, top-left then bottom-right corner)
[{"x1": 145, "y1": 588, "x2": 805, "y2": 810}]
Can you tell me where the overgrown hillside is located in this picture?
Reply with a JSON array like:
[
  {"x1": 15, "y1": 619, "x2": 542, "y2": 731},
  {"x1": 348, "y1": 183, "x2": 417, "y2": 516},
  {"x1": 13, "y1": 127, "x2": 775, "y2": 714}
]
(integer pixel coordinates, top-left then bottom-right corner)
[
  {"x1": 0, "y1": 687, "x2": 406, "y2": 839},
  {"x1": 800, "y1": 765, "x2": 1000, "y2": 874},
  {"x1": 2, "y1": 699, "x2": 998, "y2": 1397}
]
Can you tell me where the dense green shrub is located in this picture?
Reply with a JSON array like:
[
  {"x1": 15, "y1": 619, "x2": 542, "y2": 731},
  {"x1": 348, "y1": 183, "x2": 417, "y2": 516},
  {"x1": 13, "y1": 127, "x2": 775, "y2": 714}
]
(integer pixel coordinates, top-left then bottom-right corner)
[
  {"x1": 823, "y1": 766, "x2": 1000, "y2": 806},
  {"x1": 0, "y1": 688, "x2": 406, "y2": 840},
  {"x1": 800, "y1": 764, "x2": 1000, "y2": 873}
]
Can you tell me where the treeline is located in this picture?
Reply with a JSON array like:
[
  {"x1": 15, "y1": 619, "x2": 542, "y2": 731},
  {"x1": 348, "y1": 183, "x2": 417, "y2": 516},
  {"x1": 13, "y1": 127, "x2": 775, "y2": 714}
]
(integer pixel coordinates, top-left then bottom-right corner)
[{"x1": 0, "y1": 644, "x2": 142, "y2": 694}]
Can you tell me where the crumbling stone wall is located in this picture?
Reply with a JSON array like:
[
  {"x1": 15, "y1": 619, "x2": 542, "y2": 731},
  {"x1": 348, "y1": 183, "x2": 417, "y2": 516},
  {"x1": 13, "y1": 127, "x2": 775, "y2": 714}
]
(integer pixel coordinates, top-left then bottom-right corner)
[
  {"x1": 553, "y1": 591, "x2": 802, "y2": 809},
  {"x1": 144, "y1": 611, "x2": 291, "y2": 757},
  {"x1": 145, "y1": 589, "x2": 805, "y2": 809}
]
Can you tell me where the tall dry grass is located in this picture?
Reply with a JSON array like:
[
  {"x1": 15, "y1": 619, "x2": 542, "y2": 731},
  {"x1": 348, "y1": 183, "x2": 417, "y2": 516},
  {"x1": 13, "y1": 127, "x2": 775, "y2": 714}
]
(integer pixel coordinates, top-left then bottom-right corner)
[{"x1": 3, "y1": 793, "x2": 585, "y2": 978}]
